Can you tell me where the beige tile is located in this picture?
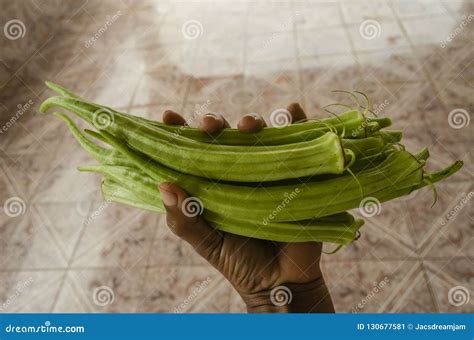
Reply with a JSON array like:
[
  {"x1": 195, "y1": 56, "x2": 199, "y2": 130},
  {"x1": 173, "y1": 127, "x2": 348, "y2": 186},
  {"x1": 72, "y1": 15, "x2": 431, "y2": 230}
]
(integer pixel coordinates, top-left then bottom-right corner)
[
  {"x1": 298, "y1": 27, "x2": 352, "y2": 57},
  {"x1": 138, "y1": 265, "x2": 231, "y2": 312},
  {"x1": 32, "y1": 167, "x2": 101, "y2": 203},
  {"x1": 0, "y1": 205, "x2": 68, "y2": 270},
  {"x1": 425, "y1": 142, "x2": 472, "y2": 180},
  {"x1": 247, "y1": 6, "x2": 295, "y2": 35},
  {"x1": 322, "y1": 260, "x2": 436, "y2": 312},
  {"x1": 325, "y1": 202, "x2": 417, "y2": 261},
  {"x1": 132, "y1": 71, "x2": 189, "y2": 106},
  {"x1": 2, "y1": 110, "x2": 63, "y2": 156},
  {"x1": 441, "y1": 0, "x2": 469, "y2": 13},
  {"x1": 247, "y1": 33, "x2": 296, "y2": 63},
  {"x1": 436, "y1": 77, "x2": 474, "y2": 113},
  {"x1": 71, "y1": 202, "x2": 159, "y2": 269},
  {"x1": 356, "y1": 48, "x2": 425, "y2": 82},
  {"x1": 0, "y1": 270, "x2": 64, "y2": 312},
  {"x1": 379, "y1": 82, "x2": 445, "y2": 123},
  {"x1": 341, "y1": 1, "x2": 395, "y2": 24},
  {"x1": 391, "y1": 1, "x2": 448, "y2": 19},
  {"x1": 424, "y1": 258, "x2": 473, "y2": 312},
  {"x1": 53, "y1": 268, "x2": 146, "y2": 312},
  {"x1": 149, "y1": 217, "x2": 210, "y2": 267},
  {"x1": 295, "y1": 4, "x2": 343, "y2": 29},
  {"x1": 421, "y1": 38, "x2": 473, "y2": 82},
  {"x1": 197, "y1": 38, "x2": 245, "y2": 65},
  {"x1": 405, "y1": 181, "x2": 472, "y2": 257},
  {"x1": 401, "y1": 16, "x2": 456, "y2": 45},
  {"x1": 228, "y1": 290, "x2": 247, "y2": 313},
  {"x1": 187, "y1": 75, "x2": 244, "y2": 106},
  {"x1": 348, "y1": 21, "x2": 409, "y2": 52},
  {"x1": 1, "y1": 149, "x2": 57, "y2": 201},
  {"x1": 34, "y1": 202, "x2": 91, "y2": 261}
]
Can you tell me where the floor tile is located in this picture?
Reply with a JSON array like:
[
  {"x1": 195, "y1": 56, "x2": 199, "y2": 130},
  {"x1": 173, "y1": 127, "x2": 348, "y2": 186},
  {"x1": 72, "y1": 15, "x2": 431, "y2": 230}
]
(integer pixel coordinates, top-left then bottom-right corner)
[
  {"x1": 391, "y1": 1, "x2": 448, "y2": 19},
  {"x1": 294, "y1": 3, "x2": 342, "y2": 29},
  {"x1": 322, "y1": 260, "x2": 437, "y2": 312},
  {"x1": 2, "y1": 0, "x2": 472, "y2": 314},
  {"x1": 424, "y1": 258, "x2": 473, "y2": 313},
  {"x1": 0, "y1": 270, "x2": 64, "y2": 312},
  {"x1": 247, "y1": 33, "x2": 296, "y2": 63},
  {"x1": 298, "y1": 26, "x2": 352, "y2": 57},
  {"x1": 53, "y1": 268, "x2": 146, "y2": 312},
  {"x1": 341, "y1": 1, "x2": 395, "y2": 24},
  {"x1": 0, "y1": 205, "x2": 69, "y2": 270},
  {"x1": 348, "y1": 21, "x2": 409, "y2": 52},
  {"x1": 405, "y1": 182, "x2": 472, "y2": 257},
  {"x1": 325, "y1": 202, "x2": 418, "y2": 261},
  {"x1": 138, "y1": 265, "x2": 231, "y2": 312},
  {"x1": 357, "y1": 48, "x2": 425, "y2": 82},
  {"x1": 401, "y1": 16, "x2": 456, "y2": 45},
  {"x1": 148, "y1": 217, "x2": 210, "y2": 267},
  {"x1": 71, "y1": 202, "x2": 159, "y2": 269}
]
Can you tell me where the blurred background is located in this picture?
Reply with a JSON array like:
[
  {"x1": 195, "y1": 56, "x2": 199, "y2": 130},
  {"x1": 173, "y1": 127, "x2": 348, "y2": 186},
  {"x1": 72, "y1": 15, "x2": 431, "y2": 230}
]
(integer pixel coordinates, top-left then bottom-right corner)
[{"x1": 0, "y1": 0, "x2": 472, "y2": 313}]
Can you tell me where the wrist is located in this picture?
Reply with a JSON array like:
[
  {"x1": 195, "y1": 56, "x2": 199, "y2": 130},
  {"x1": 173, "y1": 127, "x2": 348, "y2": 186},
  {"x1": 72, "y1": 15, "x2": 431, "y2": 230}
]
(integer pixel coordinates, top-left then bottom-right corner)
[{"x1": 239, "y1": 277, "x2": 335, "y2": 313}]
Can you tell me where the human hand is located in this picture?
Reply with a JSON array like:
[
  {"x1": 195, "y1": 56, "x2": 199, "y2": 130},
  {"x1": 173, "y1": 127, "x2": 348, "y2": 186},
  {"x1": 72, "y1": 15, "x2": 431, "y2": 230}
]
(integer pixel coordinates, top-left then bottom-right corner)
[{"x1": 159, "y1": 104, "x2": 335, "y2": 313}]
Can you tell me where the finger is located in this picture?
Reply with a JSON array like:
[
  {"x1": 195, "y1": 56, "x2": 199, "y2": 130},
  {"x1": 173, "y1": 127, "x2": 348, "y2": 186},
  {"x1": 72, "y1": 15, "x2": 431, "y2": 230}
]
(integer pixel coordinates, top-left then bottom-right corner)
[
  {"x1": 159, "y1": 183, "x2": 223, "y2": 261},
  {"x1": 286, "y1": 103, "x2": 307, "y2": 123},
  {"x1": 237, "y1": 113, "x2": 267, "y2": 133},
  {"x1": 199, "y1": 113, "x2": 230, "y2": 134},
  {"x1": 163, "y1": 110, "x2": 187, "y2": 126}
]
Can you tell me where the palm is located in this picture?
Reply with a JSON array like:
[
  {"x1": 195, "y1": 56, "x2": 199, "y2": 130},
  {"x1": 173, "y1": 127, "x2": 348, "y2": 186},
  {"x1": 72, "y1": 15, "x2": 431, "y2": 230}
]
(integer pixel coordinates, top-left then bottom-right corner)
[{"x1": 214, "y1": 233, "x2": 323, "y2": 294}]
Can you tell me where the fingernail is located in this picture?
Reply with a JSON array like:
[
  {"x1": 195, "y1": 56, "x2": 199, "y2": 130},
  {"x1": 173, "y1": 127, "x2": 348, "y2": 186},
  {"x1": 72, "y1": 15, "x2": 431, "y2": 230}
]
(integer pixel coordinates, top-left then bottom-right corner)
[
  {"x1": 159, "y1": 186, "x2": 177, "y2": 207},
  {"x1": 203, "y1": 113, "x2": 221, "y2": 121},
  {"x1": 243, "y1": 113, "x2": 262, "y2": 121}
]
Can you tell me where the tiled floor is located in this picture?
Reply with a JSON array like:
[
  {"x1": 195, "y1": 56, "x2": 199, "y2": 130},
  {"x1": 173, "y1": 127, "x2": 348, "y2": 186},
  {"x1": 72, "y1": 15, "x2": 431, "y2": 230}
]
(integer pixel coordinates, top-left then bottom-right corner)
[{"x1": 0, "y1": 0, "x2": 472, "y2": 313}]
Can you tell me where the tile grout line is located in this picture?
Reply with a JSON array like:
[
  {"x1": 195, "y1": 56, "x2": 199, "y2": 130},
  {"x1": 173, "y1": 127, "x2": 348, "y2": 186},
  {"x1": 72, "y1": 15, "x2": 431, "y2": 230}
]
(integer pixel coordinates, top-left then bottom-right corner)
[{"x1": 48, "y1": 200, "x2": 96, "y2": 312}]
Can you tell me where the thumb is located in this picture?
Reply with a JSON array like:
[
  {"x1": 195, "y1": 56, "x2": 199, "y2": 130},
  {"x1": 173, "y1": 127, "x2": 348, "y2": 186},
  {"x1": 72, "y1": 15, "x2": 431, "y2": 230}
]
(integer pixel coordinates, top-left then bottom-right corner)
[{"x1": 159, "y1": 183, "x2": 223, "y2": 261}]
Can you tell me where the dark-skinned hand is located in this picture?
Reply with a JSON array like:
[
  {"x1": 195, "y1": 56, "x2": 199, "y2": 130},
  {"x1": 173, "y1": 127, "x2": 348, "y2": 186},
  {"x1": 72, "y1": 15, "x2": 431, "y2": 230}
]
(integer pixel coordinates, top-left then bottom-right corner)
[{"x1": 159, "y1": 103, "x2": 335, "y2": 313}]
